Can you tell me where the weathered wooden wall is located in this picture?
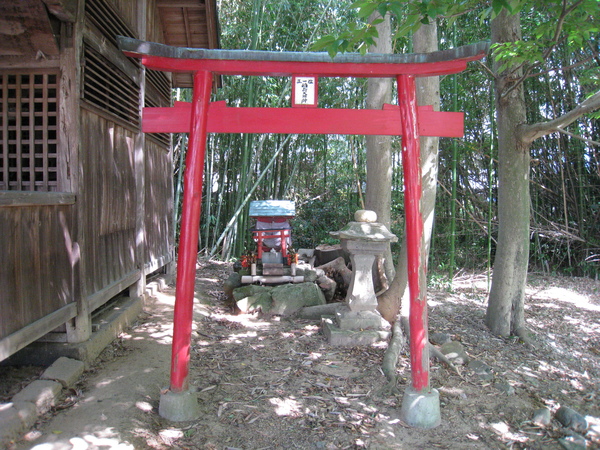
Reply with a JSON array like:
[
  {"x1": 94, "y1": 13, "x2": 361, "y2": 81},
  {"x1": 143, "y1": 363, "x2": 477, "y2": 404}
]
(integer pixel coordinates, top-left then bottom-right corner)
[
  {"x1": 146, "y1": 0, "x2": 165, "y2": 45},
  {"x1": 145, "y1": 137, "x2": 174, "y2": 273},
  {"x1": 0, "y1": 198, "x2": 77, "y2": 359},
  {"x1": 0, "y1": 0, "x2": 175, "y2": 360},
  {"x1": 79, "y1": 109, "x2": 139, "y2": 302}
]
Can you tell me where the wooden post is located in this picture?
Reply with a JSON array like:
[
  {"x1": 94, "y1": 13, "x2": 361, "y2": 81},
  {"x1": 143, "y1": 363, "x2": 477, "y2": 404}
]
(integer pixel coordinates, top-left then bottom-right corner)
[
  {"x1": 397, "y1": 74, "x2": 430, "y2": 392},
  {"x1": 61, "y1": 3, "x2": 90, "y2": 344},
  {"x1": 170, "y1": 70, "x2": 212, "y2": 392}
]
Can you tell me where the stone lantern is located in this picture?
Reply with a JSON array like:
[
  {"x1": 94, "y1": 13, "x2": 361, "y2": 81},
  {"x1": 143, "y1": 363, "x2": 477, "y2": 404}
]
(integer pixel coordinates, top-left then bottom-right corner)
[{"x1": 323, "y1": 210, "x2": 398, "y2": 346}]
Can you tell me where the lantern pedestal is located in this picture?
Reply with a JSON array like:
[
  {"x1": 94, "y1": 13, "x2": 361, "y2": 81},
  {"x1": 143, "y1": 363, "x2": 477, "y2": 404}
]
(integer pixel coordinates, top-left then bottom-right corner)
[{"x1": 323, "y1": 211, "x2": 396, "y2": 346}]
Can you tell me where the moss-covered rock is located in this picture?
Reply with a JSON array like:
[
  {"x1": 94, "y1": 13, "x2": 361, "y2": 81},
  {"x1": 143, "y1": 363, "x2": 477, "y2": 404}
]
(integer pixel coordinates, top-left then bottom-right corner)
[{"x1": 270, "y1": 282, "x2": 326, "y2": 316}]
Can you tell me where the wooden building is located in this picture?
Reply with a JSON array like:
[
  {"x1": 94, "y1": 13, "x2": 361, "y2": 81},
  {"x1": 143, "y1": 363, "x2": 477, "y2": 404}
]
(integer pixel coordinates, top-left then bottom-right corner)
[{"x1": 0, "y1": 0, "x2": 219, "y2": 361}]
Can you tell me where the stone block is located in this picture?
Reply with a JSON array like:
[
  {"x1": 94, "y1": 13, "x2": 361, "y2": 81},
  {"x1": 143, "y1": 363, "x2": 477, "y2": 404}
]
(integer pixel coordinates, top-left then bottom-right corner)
[
  {"x1": 556, "y1": 406, "x2": 588, "y2": 433},
  {"x1": 270, "y1": 282, "x2": 325, "y2": 316},
  {"x1": 468, "y1": 360, "x2": 494, "y2": 381},
  {"x1": 430, "y1": 332, "x2": 451, "y2": 345},
  {"x1": 399, "y1": 386, "x2": 441, "y2": 429},
  {"x1": 12, "y1": 401, "x2": 37, "y2": 429},
  {"x1": 12, "y1": 380, "x2": 62, "y2": 415},
  {"x1": 335, "y1": 308, "x2": 389, "y2": 331},
  {"x1": 0, "y1": 403, "x2": 26, "y2": 445},
  {"x1": 236, "y1": 292, "x2": 273, "y2": 314},
  {"x1": 440, "y1": 341, "x2": 469, "y2": 365},
  {"x1": 322, "y1": 317, "x2": 390, "y2": 346},
  {"x1": 159, "y1": 389, "x2": 200, "y2": 422},
  {"x1": 262, "y1": 263, "x2": 284, "y2": 275},
  {"x1": 232, "y1": 285, "x2": 271, "y2": 302},
  {"x1": 223, "y1": 272, "x2": 242, "y2": 299},
  {"x1": 41, "y1": 356, "x2": 85, "y2": 388},
  {"x1": 532, "y1": 407, "x2": 552, "y2": 427},
  {"x1": 295, "y1": 266, "x2": 319, "y2": 282}
]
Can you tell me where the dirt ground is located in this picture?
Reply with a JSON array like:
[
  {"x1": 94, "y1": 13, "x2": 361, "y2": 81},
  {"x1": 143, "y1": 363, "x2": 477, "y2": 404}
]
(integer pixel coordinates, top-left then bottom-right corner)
[{"x1": 3, "y1": 258, "x2": 600, "y2": 449}]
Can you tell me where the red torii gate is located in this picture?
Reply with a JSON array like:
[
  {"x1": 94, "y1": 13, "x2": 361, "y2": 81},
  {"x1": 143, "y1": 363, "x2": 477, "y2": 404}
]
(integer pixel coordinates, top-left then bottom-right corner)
[{"x1": 118, "y1": 37, "x2": 488, "y2": 426}]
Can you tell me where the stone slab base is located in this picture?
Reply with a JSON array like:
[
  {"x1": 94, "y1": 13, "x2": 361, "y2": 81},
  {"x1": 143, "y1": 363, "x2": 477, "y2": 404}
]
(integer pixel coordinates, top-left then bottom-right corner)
[
  {"x1": 321, "y1": 317, "x2": 390, "y2": 346},
  {"x1": 335, "y1": 308, "x2": 390, "y2": 331},
  {"x1": 1, "y1": 356, "x2": 85, "y2": 447}
]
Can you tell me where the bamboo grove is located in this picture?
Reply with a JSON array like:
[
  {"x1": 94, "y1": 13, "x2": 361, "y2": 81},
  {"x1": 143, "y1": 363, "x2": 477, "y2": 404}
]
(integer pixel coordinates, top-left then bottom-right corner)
[{"x1": 171, "y1": 0, "x2": 599, "y2": 280}]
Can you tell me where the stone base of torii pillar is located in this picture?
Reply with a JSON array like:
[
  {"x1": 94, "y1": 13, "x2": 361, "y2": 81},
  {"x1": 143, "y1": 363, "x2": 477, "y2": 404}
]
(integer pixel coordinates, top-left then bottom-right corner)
[{"x1": 322, "y1": 210, "x2": 396, "y2": 346}]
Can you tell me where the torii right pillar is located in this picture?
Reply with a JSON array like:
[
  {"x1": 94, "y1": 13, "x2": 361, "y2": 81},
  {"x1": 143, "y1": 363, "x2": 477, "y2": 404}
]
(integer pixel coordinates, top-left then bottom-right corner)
[{"x1": 397, "y1": 74, "x2": 441, "y2": 429}]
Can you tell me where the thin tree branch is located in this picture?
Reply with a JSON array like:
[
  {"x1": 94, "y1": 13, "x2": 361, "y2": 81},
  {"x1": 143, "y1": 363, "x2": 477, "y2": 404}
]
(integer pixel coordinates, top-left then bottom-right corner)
[
  {"x1": 587, "y1": 40, "x2": 600, "y2": 66},
  {"x1": 556, "y1": 128, "x2": 600, "y2": 147},
  {"x1": 437, "y1": 181, "x2": 498, "y2": 244},
  {"x1": 519, "y1": 90, "x2": 600, "y2": 143},
  {"x1": 523, "y1": 55, "x2": 596, "y2": 81},
  {"x1": 478, "y1": 60, "x2": 496, "y2": 79}
]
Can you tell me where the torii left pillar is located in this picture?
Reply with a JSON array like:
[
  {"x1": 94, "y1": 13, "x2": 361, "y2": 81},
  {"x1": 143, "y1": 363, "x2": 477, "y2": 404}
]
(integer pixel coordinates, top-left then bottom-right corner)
[
  {"x1": 397, "y1": 74, "x2": 440, "y2": 429},
  {"x1": 158, "y1": 70, "x2": 212, "y2": 421}
]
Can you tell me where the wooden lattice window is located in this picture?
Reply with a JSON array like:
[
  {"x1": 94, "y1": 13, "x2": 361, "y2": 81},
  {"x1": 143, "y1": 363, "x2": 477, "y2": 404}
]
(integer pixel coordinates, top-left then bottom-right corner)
[{"x1": 0, "y1": 72, "x2": 59, "y2": 191}]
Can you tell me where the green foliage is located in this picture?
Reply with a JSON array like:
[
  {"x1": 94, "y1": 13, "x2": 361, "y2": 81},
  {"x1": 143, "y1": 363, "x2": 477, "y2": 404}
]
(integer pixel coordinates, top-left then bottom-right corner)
[
  {"x1": 294, "y1": 193, "x2": 357, "y2": 249},
  {"x1": 491, "y1": 40, "x2": 544, "y2": 74},
  {"x1": 312, "y1": 22, "x2": 381, "y2": 57},
  {"x1": 428, "y1": 265, "x2": 453, "y2": 291}
]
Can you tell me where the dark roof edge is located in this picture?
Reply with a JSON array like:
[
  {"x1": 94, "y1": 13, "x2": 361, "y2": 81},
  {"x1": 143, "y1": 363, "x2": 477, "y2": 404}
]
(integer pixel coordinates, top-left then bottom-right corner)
[{"x1": 118, "y1": 37, "x2": 490, "y2": 65}]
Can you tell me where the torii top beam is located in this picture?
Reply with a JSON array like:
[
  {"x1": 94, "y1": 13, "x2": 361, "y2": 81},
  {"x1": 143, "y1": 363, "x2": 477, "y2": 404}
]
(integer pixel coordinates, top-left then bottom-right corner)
[
  {"x1": 118, "y1": 37, "x2": 489, "y2": 78},
  {"x1": 118, "y1": 37, "x2": 490, "y2": 138}
]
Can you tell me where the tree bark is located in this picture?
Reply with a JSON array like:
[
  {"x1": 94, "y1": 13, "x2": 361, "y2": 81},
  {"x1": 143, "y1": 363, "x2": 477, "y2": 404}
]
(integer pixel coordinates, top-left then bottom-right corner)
[
  {"x1": 365, "y1": 12, "x2": 394, "y2": 279},
  {"x1": 486, "y1": 10, "x2": 600, "y2": 337},
  {"x1": 486, "y1": 10, "x2": 530, "y2": 337},
  {"x1": 377, "y1": 22, "x2": 440, "y2": 324}
]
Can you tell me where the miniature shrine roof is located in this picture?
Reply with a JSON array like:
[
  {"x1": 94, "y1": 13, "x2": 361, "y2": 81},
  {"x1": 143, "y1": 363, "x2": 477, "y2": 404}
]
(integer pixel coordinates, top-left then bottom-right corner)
[{"x1": 249, "y1": 200, "x2": 295, "y2": 218}]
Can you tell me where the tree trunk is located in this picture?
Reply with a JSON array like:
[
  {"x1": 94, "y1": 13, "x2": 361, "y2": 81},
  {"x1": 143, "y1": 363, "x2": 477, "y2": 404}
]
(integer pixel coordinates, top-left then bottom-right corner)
[
  {"x1": 365, "y1": 13, "x2": 394, "y2": 279},
  {"x1": 377, "y1": 22, "x2": 440, "y2": 324},
  {"x1": 486, "y1": 10, "x2": 530, "y2": 337}
]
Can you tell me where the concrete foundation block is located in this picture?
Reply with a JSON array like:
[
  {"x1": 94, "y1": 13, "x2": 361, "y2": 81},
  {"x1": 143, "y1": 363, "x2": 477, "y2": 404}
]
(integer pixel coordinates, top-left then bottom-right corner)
[
  {"x1": 12, "y1": 401, "x2": 38, "y2": 429},
  {"x1": 0, "y1": 403, "x2": 27, "y2": 446},
  {"x1": 159, "y1": 389, "x2": 200, "y2": 422},
  {"x1": 11, "y1": 380, "x2": 62, "y2": 415},
  {"x1": 5, "y1": 296, "x2": 143, "y2": 367},
  {"x1": 399, "y1": 386, "x2": 441, "y2": 429},
  {"x1": 41, "y1": 356, "x2": 85, "y2": 388}
]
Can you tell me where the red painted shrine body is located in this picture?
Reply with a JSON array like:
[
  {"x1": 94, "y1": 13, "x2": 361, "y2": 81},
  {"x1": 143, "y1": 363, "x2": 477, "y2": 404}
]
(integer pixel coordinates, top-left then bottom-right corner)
[
  {"x1": 118, "y1": 37, "x2": 487, "y2": 412},
  {"x1": 249, "y1": 200, "x2": 295, "y2": 262}
]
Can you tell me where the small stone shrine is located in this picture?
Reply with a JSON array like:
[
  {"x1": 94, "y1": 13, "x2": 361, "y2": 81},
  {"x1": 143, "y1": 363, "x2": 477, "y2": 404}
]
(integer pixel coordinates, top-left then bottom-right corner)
[{"x1": 322, "y1": 210, "x2": 397, "y2": 346}]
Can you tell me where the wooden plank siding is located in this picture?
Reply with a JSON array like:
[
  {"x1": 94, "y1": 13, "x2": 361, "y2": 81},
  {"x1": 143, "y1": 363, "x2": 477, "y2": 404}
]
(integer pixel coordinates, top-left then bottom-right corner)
[
  {"x1": 108, "y1": 0, "x2": 140, "y2": 38},
  {"x1": 0, "y1": 204, "x2": 76, "y2": 341},
  {"x1": 80, "y1": 108, "x2": 138, "y2": 297},
  {"x1": 146, "y1": 0, "x2": 166, "y2": 45},
  {"x1": 145, "y1": 137, "x2": 173, "y2": 273}
]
